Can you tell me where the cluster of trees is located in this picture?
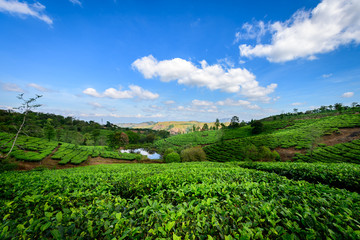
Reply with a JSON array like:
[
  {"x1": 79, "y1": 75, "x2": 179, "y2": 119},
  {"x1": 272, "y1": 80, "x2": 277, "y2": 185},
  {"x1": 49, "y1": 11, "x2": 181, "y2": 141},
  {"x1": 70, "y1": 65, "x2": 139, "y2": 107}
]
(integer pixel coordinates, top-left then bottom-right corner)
[
  {"x1": 0, "y1": 108, "x2": 170, "y2": 148},
  {"x1": 107, "y1": 129, "x2": 169, "y2": 149},
  {"x1": 270, "y1": 102, "x2": 360, "y2": 121},
  {"x1": 163, "y1": 147, "x2": 207, "y2": 163}
]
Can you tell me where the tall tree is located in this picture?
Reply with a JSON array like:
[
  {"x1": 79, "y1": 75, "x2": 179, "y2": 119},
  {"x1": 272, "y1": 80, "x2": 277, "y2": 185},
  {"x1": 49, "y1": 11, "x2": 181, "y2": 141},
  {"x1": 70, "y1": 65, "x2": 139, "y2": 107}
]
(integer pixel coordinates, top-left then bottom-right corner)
[
  {"x1": 229, "y1": 116, "x2": 240, "y2": 128},
  {"x1": 215, "y1": 118, "x2": 220, "y2": 130},
  {"x1": 44, "y1": 118, "x2": 55, "y2": 141}
]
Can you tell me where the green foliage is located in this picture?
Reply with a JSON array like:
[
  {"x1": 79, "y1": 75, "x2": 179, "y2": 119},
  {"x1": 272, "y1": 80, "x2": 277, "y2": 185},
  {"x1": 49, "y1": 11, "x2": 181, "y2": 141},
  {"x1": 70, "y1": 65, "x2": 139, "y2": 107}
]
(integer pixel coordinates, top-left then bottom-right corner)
[
  {"x1": 180, "y1": 147, "x2": 206, "y2": 162},
  {"x1": 44, "y1": 119, "x2": 55, "y2": 141},
  {"x1": 238, "y1": 161, "x2": 360, "y2": 192},
  {"x1": 293, "y1": 139, "x2": 360, "y2": 163},
  {"x1": 251, "y1": 121, "x2": 264, "y2": 134},
  {"x1": 205, "y1": 114, "x2": 360, "y2": 162},
  {"x1": 107, "y1": 132, "x2": 129, "y2": 149},
  {"x1": 1, "y1": 162, "x2": 360, "y2": 239},
  {"x1": 165, "y1": 152, "x2": 181, "y2": 163},
  {"x1": 0, "y1": 132, "x2": 58, "y2": 162}
]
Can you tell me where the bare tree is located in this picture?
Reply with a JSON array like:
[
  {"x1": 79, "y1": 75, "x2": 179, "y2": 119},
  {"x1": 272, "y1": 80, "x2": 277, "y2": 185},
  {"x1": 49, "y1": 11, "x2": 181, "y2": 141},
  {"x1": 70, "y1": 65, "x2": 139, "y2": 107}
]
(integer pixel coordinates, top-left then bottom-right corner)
[{"x1": 0, "y1": 94, "x2": 42, "y2": 159}]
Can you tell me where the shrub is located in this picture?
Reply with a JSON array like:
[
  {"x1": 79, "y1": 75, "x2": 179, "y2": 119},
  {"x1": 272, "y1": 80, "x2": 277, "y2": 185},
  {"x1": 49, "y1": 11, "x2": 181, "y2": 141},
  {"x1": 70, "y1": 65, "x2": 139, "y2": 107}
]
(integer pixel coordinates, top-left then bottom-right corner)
[
  {"x1": 165, "y1": 152, "x2": 181, "y2": 163},
  {"x1": 258, "y1": 146, "x2": 275, "y2": 161},
  {"x1": 273, "y1": 150, "x2": 281, "y2": 161},
  {"x1": 180, "y1": 147, "x2": 206, "y2": 162},
  {"x1": 162, "y1": 148, "x2": 175, "y2": 160}
]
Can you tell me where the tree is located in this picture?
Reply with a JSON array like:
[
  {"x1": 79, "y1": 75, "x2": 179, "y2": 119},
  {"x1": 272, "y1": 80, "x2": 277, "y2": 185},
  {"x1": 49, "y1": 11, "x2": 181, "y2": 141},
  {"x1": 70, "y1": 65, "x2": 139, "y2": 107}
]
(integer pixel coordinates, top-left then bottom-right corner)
[
  {"x1": 319, "y1": 106, "x2": 327, "y2": 112},
  {"x1": 107, "y1": 132, "x2": 129, "y2": 149},
  {"x1": 91, "y1": 129, "x2": 101, "y2": 145},
  {"x1": 44, "y1": 118, "x2": 55, "y2": 141},
  {"x1": 83, "y1": 133, "x2": 94, "y2": 146},
  {"x1": 352, "y1": 102, "x2": 359, "y2": 108},
  {"x1": 334, "y1": 103, "x2": 343, "y2": 112},
  {"x1": 1, "y1": 94, "x2": 42, "y2": 159},
  {"x1": 293, "y1": 108, "x2": 298, "y2": 114},
  {"x1": 202, "y1": 123, "x2": 209, "y2": 131},
  {"x1": 215, "y1": 118, "x2": 220, "y2": 130},
  {"x1": 251, "y1": 121, "x2": 264, "y2": 134},
  {"x1": 229, "y1": 116, "x2": 240, "y2": 128}
]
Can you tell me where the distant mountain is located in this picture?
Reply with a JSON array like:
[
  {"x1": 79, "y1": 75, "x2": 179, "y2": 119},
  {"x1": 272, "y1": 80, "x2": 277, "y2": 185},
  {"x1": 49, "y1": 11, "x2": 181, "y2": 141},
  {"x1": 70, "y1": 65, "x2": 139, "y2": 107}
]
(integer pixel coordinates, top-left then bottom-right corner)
[
  {"x1": 117, "y1": 121, "x2": 156, "y2": 129},
  {"x1": 117, "y1": 121, "x2": 228, "y2": 134}
]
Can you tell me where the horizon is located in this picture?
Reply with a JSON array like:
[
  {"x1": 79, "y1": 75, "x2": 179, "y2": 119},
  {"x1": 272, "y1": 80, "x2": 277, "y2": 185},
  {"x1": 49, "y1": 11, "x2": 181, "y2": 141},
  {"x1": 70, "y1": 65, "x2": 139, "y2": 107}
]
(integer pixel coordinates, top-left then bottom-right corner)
[{"x1": 1, "y1": 0, "x2": 359, "y2": 123}]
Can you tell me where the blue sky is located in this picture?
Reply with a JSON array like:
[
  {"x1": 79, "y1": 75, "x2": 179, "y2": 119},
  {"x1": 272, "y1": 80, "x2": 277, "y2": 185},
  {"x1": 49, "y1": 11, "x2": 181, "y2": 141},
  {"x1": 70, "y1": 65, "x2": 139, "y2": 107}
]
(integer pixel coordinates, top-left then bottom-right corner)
[{"x1": 0, "y1": 0, "x2": 359, "y2": 123}]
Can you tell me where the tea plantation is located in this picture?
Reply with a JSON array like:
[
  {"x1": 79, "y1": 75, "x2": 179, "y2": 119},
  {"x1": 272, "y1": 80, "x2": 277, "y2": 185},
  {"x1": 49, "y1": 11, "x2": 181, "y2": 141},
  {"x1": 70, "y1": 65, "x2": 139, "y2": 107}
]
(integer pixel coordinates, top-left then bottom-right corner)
[
  {"x1": 0, "y1": 132, "x2": 140, "y2": 165},
  {"x1": 1, "y1": 162, "x2": 360, "y2": 239}
]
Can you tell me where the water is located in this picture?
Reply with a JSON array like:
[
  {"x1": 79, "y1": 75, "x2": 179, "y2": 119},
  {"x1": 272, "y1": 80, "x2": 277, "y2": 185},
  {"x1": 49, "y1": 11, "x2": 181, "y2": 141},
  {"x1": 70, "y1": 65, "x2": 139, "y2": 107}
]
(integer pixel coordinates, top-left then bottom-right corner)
[{"x1": 121, "y1": 148, "x2": 161, "y2": 159}]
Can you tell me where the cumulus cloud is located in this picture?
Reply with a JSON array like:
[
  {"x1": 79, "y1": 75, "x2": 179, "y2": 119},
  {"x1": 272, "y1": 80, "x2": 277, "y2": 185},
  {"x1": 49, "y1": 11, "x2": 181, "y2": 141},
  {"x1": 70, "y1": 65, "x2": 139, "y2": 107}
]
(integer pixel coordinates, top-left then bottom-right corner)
[
  {"x1": 239, "y1": 0, "x2": 360, "y2": 62},
  {"x1": 342, "y1": 92, "x2": 354, "y2": 98},
  {"x1": 132, "y1": 55, "x2": 277, "y2": 101},
  {"x1": 83, "y1": 85, "x2": 159, "y2": 100},
  {"x1": 1, "y1": 82, "x2": 24, "y2": 92},
  {"x1": 28, "y1": 83, "x2": 50, "y2": 92},
  {"x1": 216, "y1": 98, "x2": 260, "y2": 109},
  {"x1": 0, "y1": 0, "x2": 53, "y2": 25}
]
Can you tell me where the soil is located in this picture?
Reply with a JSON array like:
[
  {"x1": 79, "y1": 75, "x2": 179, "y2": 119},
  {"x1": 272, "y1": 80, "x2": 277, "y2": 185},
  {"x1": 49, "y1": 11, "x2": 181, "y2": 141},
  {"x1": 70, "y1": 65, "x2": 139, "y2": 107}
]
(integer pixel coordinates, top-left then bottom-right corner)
[
  {"x1": 275, "y1": 147, "x2": 306, "y2": 161},
  {"x1": 320, "y1": 127, "x2": 360, "y2": 145},
  {"x1": 276, "y1": 127, "x2": 360, "y2": 161}
]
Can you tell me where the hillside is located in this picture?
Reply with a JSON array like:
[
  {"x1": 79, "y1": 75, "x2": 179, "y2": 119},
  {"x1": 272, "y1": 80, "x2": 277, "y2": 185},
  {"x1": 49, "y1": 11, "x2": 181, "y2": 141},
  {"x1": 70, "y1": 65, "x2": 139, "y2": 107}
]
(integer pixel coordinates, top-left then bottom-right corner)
[
  {"x1": 2, "y1": 106, "x2": 360, "y2": 239},
  {"x1": 118, "y1": 121, "x2": 227, "y2": 134}
]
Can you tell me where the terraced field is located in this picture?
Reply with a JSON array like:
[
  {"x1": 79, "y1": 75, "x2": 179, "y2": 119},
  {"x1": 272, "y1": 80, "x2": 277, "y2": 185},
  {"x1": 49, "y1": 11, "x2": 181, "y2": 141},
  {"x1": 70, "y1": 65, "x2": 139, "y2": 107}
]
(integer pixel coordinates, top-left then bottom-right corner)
[
  {"x1": 0, "y1": 132, "x2": 140, "y2": 167},
  {"x1": 204, "y1": 114, "x2": 360, "y2": 162}
]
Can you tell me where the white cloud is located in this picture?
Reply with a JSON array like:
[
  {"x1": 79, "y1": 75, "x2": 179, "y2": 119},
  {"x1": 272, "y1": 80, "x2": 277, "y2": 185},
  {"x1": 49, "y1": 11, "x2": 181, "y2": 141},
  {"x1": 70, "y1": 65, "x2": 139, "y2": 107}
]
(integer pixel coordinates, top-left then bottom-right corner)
[
  {"x1": 192, "y1": 99, "x2": 213, "y2": 106},
  {"x1": 216, "y1": 98, "x2": 260, "y2": 109},
  {"x1": 132, "y1": 55, "x2": 277, "y2": 101},
  {"x1": 164, "y1": 100, "x2": 175, "y2": 105},
  {"x1": 1, "y1": 82, "x2": 24, "y2": 92},
  {"x1": 83, "y1": 85, "x2": 159, "y2": 100},
  {"x1": 322, "y1": 73, "x2": 333, "y2": 78},
  {"x1": 69, "y1": 0, "x2": 81, "y2": 6},
  {"x1": 342, "y1": 92, "x2": 354, "y2": 98},
  {"x1": 217, "y1": 57, "x2": 234, "y2": 68},
  {"x1": 128, "y1": 85, "x2": 159, "y2": 100},
  {"x1": 0, "y1": 0, "x2": 53, "y2": 25},
  {"x1": 103, "y1": 88, "x2": 133, "y2": 99},
  {"x1": 83, "y1": 88, "x2": 102, "y2": 98},
  {"x1": 235, "y1": 20, "x2": 267, "y2": 43},
  {"x1": 28, "y1": 83, "x2": 50, "y2": 92},
  {"x1": 239, "y1": 0, "x2": 360, "y2": 62},
  {"x1": 291, "y1": 102, "x2": 306, "y2": 106}
]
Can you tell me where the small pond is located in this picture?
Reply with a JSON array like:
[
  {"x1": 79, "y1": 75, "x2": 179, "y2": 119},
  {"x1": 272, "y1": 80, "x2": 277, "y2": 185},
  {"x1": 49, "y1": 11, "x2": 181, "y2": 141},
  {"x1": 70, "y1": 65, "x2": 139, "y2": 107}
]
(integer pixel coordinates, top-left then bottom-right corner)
[{"x1": 121, "y1": 148, "x2": 161, "y2": 160}]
